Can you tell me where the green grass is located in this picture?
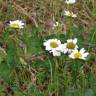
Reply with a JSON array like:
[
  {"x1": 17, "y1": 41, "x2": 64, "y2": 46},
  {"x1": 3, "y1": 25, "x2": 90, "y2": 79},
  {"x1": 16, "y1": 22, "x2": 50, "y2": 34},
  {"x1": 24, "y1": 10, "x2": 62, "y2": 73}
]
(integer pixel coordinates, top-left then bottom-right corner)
[{"x1": 0, "y1": 0, "x2": 96, "y2": 96}]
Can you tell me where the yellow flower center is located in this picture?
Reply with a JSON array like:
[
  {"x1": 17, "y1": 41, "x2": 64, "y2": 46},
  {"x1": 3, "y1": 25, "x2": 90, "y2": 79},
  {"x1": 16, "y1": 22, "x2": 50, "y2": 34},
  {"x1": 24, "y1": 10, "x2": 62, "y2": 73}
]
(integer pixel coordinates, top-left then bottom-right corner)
[
  {"x1": 50, "y1": 42, "x2": 59, "y2": 48},
  {"x1": 11, "y1": 23, "x2": 19, "y2": 28},
  {"x1": 74, "y1": 53, "x2": 82, "y2": 59},
  {"x1": 67, "y1": 42, "x2": 76, "y2": 49}
]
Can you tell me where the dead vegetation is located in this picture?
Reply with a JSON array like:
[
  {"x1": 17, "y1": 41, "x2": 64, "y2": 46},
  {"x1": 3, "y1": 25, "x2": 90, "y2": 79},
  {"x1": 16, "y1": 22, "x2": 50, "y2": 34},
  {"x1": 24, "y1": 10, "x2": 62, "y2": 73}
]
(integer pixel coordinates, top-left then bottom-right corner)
[{"x1": 1, "y1": 0, "x2": 96, "y2": 28}]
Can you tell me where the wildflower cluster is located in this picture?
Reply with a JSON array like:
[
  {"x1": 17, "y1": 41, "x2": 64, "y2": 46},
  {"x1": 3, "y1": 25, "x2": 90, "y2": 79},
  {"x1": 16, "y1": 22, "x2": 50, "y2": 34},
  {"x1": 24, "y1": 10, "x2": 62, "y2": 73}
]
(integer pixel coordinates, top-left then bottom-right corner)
[
  {"x1": 4, "y1": 0, "x2": 88, "y2": 61},
  {"x1": 43, "y1": 38, "x2": 89, "y2": 60},
  {"x1": 64, "y1": 0, "x2": 77, "y2": 18}
]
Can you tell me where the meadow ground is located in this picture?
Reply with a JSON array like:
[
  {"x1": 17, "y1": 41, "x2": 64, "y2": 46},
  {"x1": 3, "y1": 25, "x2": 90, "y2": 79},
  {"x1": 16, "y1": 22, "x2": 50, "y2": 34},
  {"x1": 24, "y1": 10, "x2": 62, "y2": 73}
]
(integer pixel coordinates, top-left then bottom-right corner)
[{"x1": 0, "y1": 0, "x2": 96, "y2": 96}]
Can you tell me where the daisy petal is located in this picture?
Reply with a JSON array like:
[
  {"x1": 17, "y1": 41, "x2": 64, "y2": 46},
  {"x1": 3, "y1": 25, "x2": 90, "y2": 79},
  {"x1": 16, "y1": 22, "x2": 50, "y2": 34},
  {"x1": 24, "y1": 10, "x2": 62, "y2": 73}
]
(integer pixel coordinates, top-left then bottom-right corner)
[{"x1": 73, "y1": 38, "x2": 77, "y2": 44}]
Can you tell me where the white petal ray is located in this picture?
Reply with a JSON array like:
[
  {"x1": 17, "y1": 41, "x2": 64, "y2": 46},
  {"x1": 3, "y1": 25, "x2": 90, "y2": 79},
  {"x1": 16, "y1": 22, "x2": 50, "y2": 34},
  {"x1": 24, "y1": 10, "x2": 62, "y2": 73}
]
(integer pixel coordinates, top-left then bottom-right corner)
[
  {"x1": 80, "y1": 48, "x2": 85, "y2": 54},
  {"x1": 73, "y1": 38, "x2": 77, "y2": 44}
]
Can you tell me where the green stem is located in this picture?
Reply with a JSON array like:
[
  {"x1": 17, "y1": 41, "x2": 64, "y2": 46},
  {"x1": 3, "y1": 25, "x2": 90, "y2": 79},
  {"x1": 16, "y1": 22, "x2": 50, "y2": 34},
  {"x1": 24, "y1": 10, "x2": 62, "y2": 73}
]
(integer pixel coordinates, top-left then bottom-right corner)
[
  {"x1": 48, "y1": 57, "x2": 53, "y2": 84},
  {"x1": 55, "y1": 58, "x2": 59, "y2": 96}
]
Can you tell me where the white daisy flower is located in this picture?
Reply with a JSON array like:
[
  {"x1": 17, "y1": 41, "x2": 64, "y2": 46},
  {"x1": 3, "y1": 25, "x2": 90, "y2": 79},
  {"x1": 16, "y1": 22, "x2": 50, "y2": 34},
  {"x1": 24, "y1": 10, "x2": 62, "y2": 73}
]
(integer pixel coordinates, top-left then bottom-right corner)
[
  {"x1": 64, "y1": 10, "x2": 77, "y2": 18},
  {"x1": 61, "y1": 38, "x2": 78, "y2": 53},
  {"x1": 65, "y1": 0, "x2": 76, "y2": 4},
  {"x1": 9, "y1": 20, "x2": 24, "y2": 29},
  {"x1": 69, "y1": 48, "x2": 89, "y2": 60},
  {"x1": 43, "y1": 39, "x2": 61, "y2": 56}
]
